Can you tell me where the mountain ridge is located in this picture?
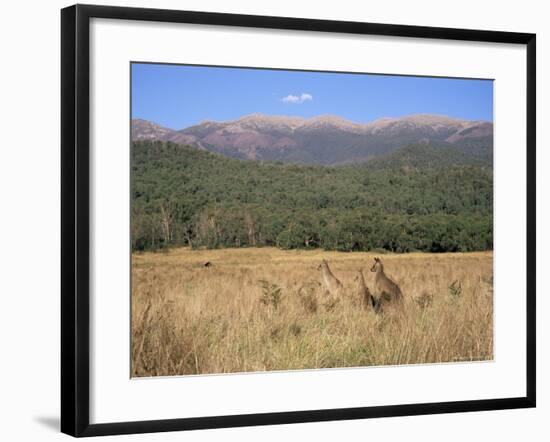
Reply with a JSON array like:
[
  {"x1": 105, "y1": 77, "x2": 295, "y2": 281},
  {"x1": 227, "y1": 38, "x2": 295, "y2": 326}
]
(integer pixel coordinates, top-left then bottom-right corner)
[{"x1": 132, "y1": 113, "x2": 493, "y2": 165}]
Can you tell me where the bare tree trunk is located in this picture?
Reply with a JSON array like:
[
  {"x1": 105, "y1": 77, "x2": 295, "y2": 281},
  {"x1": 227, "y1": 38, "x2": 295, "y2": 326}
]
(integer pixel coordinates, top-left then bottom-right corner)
[
  {"x1": 159, "y1": 203, "x2": 173, "y2": 245},
  {"x1": 244, "y1": 212, "x2": 256, "y2": 246}
]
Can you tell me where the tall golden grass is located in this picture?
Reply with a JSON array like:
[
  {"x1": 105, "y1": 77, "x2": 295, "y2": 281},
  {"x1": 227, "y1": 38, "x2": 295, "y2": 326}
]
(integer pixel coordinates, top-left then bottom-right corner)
[{"x1": 131, "y1": 247, "x2": 493, "y2": 377}]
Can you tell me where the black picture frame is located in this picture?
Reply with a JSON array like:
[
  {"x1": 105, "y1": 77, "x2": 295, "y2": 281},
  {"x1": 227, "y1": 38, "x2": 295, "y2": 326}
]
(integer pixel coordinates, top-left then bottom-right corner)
[{"x1": 61, "y1": 4, "x2": 536, "y2": 437}]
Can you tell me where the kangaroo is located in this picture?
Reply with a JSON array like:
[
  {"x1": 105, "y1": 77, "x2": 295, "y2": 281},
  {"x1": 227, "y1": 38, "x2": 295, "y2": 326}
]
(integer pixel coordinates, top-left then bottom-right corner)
[
  {"x1": 370, "y1": 257, "x2": 403, "y2": 311},
  {"x1": 354, "y1": 270, "x2": 375, "y2": 310},
  {"x1": 317, "y1": 259, "x2": 344, "y2": 298}
]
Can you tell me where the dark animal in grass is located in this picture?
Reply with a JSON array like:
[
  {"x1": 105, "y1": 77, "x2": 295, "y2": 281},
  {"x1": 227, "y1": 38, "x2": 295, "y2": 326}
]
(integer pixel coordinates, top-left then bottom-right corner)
[
  {"x1": 354, "y1": 270, "x2": 376, "y2": 310},
  {"x1": 370, "y1": 257, "x2": 404, "y2": 313}
]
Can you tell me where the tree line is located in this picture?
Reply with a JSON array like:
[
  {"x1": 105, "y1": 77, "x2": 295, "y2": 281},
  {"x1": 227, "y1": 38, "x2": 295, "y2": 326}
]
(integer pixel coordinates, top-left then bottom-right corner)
[{"x1": 131, "y1": 141, "x2": 493, "y2": 253}]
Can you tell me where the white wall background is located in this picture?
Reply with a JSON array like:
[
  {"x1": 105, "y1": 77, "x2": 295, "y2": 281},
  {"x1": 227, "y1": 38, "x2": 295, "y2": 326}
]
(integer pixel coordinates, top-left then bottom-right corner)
[{"x1": 0, "y1": 0, "x2": 546, "y2": 440}]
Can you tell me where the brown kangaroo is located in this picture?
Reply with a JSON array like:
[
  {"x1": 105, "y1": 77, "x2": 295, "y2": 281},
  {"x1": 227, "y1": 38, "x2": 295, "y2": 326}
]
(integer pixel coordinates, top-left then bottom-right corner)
[
  {"x1": 317, "y1": 259, "x2": 344, "y2": 298},
  {"x1": 354, "y1": 270, "x2": 375, "y2": 310},
  {"x1": 370, "y1": 257, "x2": 403, "y2": 311}
]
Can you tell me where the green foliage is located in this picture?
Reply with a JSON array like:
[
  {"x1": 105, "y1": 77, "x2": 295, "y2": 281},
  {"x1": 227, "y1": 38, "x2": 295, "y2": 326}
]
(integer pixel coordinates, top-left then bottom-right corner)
[
  {"x1": 132, "y1": 141, "x2": 493, "y2": 253},
  {"x1": 258, "y1": 280, "x2": 283, "y2": 309},
  {"x1": 366, "y1": 142, "x2": 492, "y2": 170}
]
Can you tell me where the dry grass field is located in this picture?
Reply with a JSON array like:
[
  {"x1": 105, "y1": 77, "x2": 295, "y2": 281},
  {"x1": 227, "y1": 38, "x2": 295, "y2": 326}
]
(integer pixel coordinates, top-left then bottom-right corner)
[{"x1": 131, "y1": 247, "x2": 493, "y2": 377}]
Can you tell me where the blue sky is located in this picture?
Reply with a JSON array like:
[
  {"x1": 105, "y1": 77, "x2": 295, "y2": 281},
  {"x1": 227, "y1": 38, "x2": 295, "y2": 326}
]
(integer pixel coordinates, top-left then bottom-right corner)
[{"x1": 131, "y1": 63, "x2": 493, "y2": 129}]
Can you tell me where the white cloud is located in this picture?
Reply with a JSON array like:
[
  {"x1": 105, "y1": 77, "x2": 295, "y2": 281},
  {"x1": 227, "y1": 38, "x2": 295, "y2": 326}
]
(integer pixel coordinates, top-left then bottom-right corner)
[{"x1": 282, "y1": 93, "x2": 313, "y2": 104}]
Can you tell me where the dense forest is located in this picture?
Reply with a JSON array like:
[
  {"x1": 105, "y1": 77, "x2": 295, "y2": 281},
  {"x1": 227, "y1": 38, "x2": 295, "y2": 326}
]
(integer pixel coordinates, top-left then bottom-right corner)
[{"x1": 131, "y1": 141, "x2": 493, "y2": 253}]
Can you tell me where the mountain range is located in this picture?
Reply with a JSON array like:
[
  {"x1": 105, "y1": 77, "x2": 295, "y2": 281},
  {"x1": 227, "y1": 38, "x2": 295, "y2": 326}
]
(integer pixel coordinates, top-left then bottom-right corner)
[{"x1": 131, "y1": 113, "x2": 493, "y2": 165}]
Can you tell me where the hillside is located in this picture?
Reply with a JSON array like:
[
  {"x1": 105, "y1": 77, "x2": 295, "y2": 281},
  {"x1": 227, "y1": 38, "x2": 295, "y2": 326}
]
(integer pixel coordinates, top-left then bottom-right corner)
[
  {"x1": 131, "y1": 113, "x2": 493, "y2": 165},
  {"x1": 132, "y1": 140, "x2": 493, "y2": 253},
  {"x1": 366, "y1": 143, "x2": 492, "y2": 170}
]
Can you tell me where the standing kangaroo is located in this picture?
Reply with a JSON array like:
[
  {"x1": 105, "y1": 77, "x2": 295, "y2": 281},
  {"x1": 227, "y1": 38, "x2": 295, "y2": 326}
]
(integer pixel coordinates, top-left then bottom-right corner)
[
  {"x1": 317, "y1": 259, "x2": 344, "y2": 298},
  {"x1": 370, "y1": 257, "x2": 403, "y2": 310},
  {"x1": 355, "y1": 270, "x2": 375, "y2": 310}
]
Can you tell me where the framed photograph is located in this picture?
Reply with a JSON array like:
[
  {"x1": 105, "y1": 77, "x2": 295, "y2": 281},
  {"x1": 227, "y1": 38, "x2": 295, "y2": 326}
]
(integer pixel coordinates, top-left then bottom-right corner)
[{"x1": 61, "y1": 4, "x2": 536, "y2": 437}]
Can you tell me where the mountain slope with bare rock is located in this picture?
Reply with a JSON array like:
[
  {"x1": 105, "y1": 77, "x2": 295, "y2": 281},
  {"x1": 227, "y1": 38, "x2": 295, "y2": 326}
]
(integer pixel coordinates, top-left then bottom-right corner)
[{"x1": 131, "y1": 113, "x2": 492, "y2": 165}]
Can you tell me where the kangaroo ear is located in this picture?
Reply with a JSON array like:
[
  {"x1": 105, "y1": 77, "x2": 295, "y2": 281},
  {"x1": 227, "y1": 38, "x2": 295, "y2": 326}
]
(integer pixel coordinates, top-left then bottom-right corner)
[{"x1": 374, "y1": 257, "x2": 379, "y2": 262}]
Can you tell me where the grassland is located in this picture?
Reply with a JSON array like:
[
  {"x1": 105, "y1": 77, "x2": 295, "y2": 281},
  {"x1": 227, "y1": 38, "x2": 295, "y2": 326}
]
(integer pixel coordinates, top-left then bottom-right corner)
[{"x1": 131, "y1": 247, "x2": 493, "y2": 377}]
